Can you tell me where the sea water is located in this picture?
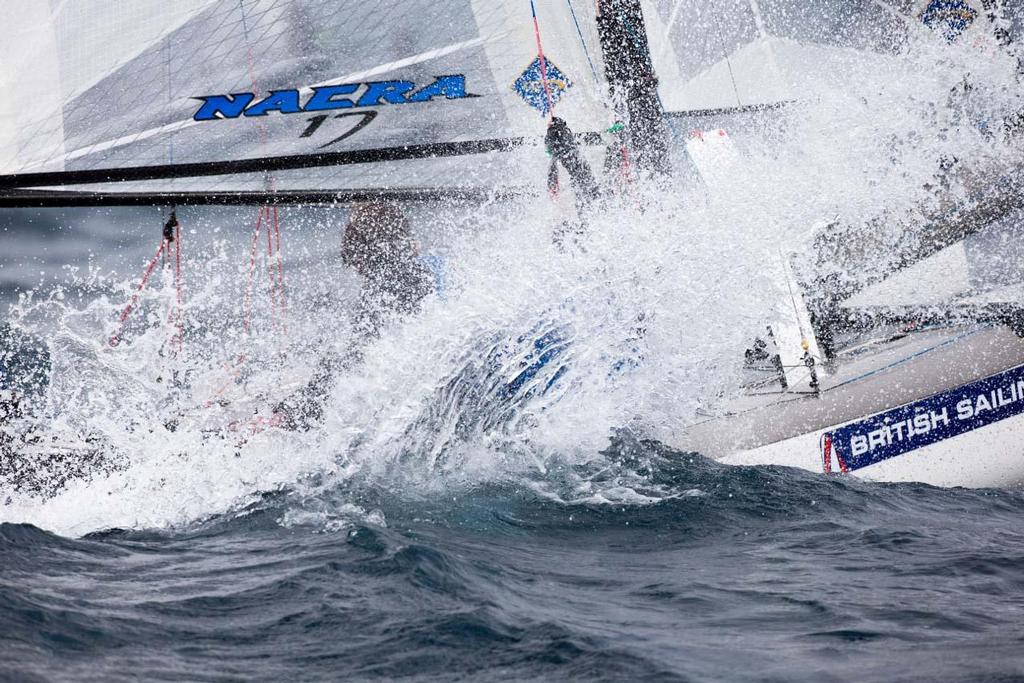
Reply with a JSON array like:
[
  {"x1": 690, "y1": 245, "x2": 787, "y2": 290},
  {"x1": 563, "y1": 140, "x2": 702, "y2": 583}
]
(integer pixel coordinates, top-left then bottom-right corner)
[{"x1": 2, "y1": 32, "x2": 1024, "y2": 682}]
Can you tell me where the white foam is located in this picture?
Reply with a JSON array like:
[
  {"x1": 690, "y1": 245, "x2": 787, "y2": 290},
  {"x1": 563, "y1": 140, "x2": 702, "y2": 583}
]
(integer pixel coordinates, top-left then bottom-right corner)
[{"x1": 3, "y1": 34, "x2": 1022, "y2": 537}]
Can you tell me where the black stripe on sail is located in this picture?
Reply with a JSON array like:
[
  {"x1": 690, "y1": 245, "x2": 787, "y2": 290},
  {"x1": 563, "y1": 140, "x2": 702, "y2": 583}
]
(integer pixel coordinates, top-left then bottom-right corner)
[
  {"x1": 665, "y1": 101, "x2": 796, "y2": 118},
  {"x1": 0, "y1": 133, "x2": 605, "y2": 191},
  {"x1": 0, "y1": 187, "x2": 531, "y2": 208},
  {"x1": 0, "y1": 138, "x2": 528, "y2": 190}
]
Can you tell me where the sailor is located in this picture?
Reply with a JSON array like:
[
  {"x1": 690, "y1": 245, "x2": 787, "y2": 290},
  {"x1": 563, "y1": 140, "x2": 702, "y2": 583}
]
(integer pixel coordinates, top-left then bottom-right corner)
[
  {"x1": 917, "y1": 1, "x2": 1017, "y2": 78},
  {"x1": 274, "y1": 202, "x2": 435, "y2": 430},
  {"x1": 340, "y1": 202, "x2": 434, "y2": 338},
  {"x1": 904, "y1": 0, "x2": 1023, "y2": 198},
  {"x1": 546, "y1": 117, "x2": 601, "y2": 208}
]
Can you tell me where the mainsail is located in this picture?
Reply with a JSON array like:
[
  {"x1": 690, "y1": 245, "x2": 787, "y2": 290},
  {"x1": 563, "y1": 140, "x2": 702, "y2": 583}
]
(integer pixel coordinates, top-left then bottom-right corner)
[
  {"x1": 0, "y1": 0, "x2": 616, "y2": 204},
  {"x1": 1, "y1": 0, "x2": 1018, "y2": 218}
]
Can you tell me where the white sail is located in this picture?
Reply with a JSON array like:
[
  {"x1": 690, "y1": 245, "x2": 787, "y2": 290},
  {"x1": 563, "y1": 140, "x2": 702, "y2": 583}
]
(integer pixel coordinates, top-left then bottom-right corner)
[
  {"x1": 687, "y1": 127, "x2": 827, "y2": 386},
  {"x1": 659, "y1": 35, "x2": 903, "y2": 113},
  {"x1": 0, "y1": 2, "x2": 65, "y2": 174},
  {"x1": 640, "y1": 0, "x2": 1014, "y2": 111},
  {"x1": 0, "y1": 0, "x2": 614, "y2": 196},
  {"x1": 844, "y1": 200, "x2": 1024, "y2": 309},
  {"x1": 471, "y1": 1, "x2": 609, "y2": 136}
]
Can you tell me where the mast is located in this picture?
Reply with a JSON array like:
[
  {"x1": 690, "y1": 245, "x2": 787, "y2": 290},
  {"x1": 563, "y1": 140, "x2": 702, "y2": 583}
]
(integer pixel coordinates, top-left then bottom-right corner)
[{"x1": 595, "y1": 0, "x2": 670, "y2": 175}]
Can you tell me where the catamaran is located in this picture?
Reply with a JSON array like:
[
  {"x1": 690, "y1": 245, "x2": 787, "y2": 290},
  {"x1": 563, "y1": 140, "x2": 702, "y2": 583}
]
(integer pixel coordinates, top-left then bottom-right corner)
[{"x1": 1, "y1": 0, "x2": 1023, "y2": 492}]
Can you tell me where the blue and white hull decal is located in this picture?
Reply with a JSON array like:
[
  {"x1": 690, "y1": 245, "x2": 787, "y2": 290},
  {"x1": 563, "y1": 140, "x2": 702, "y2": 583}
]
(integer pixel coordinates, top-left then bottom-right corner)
[{"x1": 823, "y1": 363, "x2": 1024, "y2": 474}]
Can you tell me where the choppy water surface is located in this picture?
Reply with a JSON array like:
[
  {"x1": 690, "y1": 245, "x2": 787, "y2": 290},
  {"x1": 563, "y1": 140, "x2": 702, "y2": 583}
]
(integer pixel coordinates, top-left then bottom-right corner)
[
  {"x1": 3, "y1": 23, "x2": 1024, "y2": 683},
  {"x1": 3, "y1": 447, "x2": 1024, "y2": 682}
]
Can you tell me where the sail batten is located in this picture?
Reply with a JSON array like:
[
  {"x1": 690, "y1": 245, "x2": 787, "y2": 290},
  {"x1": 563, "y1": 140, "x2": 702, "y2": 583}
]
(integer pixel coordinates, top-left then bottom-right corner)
[
  {"x1": 0, "y1": 139, "x2": 530, "y2": 190},
  {"x1": 0, "y1": 186, "x2": 529, "y2": 208}
]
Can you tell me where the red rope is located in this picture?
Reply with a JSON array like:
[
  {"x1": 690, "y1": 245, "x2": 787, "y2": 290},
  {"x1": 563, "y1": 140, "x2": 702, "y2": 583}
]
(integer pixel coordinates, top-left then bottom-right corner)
[
  {"x1": 266, "y1": 208, "x2": 278, "y2": 325},
  {"x1": 243, "y1": 207, "x2": 265, "y2": 334},
  {"x1": 111, "y1": 213, "x2": 187, "y2": 351},
  {"x1": 618, "y1": 143, "x2": 644, "y2": 210},
  {"x1": 241, "y1": 7, "x2": 284, "y2": 333},
  {"x1": 530, "y1": 1, "x2": 555, "y2": 120},
  {"x1": 236, "y1": 14, "x2": 289, "y2": 347},
  {"x1": 228, "y1": 412, "x2": 283, "y2": 436},
  {"x1": 171, "y1": 221, "x2": 184, "y2": 353},
  {"x1": 110, "y1": 239, "x2": 167, "y2": 347},
  {"x1": 240, "y1": 11, "x2": 270, "y2": 151},
  {"x1": 242, "y1": 205, "x2": 289, "y2": 339},
  {"x1": 620, "y1": 144, "x2": 633, "y2": 182},
  {"x1": 272, "y1": 205, "x2": 288, "y2": 331}
]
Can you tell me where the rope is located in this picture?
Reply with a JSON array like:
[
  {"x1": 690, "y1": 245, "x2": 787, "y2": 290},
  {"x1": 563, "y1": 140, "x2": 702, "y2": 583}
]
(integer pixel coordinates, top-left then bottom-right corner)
[
  {"x1": 272, "y1": 205, "x2": 287, "y2": 331},
  {"x1": 266, "y1": 208, "x2": 278, "y2": 325},
  {"x1": 243, "y1": 206, "x2": 265, "y2": 334},
  {"x1": 780, "y1": 249, "x2": 808, "y2": 343},
  {"x1": 237, "y1": 0, "x2": 269, "y2": 149},
  {"x1": 171, "y1": 219, "x2": 184, "y2": 353},
  {"x1": 241, "y1": 204, "x2": 288, "y2": 338},
  {"x1": 565, "y1": 0, "x2": 601, "y2": 85},
  {"x1": 110, "y1": 212, "x2": 185, "y2": 350},
  {"x1": 529, "y1": 0, "x2": 556, "y2": 119},
  {"x1": 619, "y1": 139, "x2": 634, "y2": 184},
  {"x1": 110, "y1": 240, "x2": 166, "y2": 347},
  {"x1": 238, "y1": 0, "x2": 287, "y2": 341}
]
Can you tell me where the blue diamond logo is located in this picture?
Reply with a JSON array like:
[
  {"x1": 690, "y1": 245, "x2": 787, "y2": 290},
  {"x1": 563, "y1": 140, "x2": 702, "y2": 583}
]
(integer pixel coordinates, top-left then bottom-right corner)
[
  {"x1": 513, "y1": 57, "x2": 573, "y2": 116},
  {"x1": 921, "y1": 0, "x2": 977, "y2": 42}
]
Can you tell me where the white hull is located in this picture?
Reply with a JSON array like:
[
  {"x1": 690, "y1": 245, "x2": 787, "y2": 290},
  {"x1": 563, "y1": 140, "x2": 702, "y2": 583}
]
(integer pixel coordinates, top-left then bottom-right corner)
[
  {"x1": 720, "y1": 410, "x2": 1024, "y2": 488},
  {"x1": 670, "y1": 324, "x2": 1024, "y2": 488}
]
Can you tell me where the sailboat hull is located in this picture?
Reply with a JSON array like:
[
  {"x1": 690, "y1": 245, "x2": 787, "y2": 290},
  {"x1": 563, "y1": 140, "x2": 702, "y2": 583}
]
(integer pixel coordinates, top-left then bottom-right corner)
[
  {"x1": 723, "y1": 410, "x2": 1024, "y2": 488},
  {"x1": 672, "y1": 325, "x2": 1024, "y2": 488}
]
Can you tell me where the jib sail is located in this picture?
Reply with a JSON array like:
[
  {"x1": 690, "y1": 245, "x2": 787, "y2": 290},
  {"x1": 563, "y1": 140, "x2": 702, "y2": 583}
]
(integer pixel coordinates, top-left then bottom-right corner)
[{"x1": 641, "y1": 0, "x2": 1016, "y2": 123}]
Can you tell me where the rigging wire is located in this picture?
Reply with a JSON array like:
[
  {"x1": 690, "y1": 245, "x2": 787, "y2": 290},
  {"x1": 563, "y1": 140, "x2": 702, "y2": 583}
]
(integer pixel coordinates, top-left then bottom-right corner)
[
  {"x1": 171, "y1": 214, "x2": 184, "y2": 353},
  {"x1": 237, "y1": 0, "x2": 287, "y2": 344},
  {"x1": 272, "y1": 205, "x2": 288, "y2": 331},
  {"x1": 565, "y1": 0, "x2": 602, "y2": 85},
  {"x1": 164, "y1": 33, "x2": 174, "y2": 165},
  {"x1": 110, "y1": 241, "x2": 166, "y2": 348},
  {"x1": 708, "y1": 10, "x2": 743, "y2": 109},
  {"x1": 242, "y1": 206, "x2": 288, "y2": 337}
]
